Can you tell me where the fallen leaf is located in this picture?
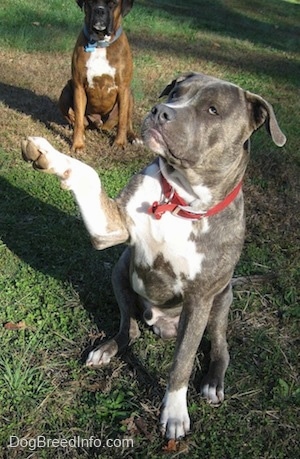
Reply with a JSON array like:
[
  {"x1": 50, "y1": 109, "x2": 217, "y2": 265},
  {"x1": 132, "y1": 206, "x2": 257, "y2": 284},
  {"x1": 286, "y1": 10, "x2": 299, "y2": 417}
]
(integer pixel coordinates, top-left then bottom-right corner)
[
  {"x1": 162, "y1": 439, "x2": 178, "y2": 453},
  {"x1": 4, "y1": 321, "x2": 27, "y2": 330},
  {"x1": 162, "y1": 438, "x2": 189, "y2": 454}
]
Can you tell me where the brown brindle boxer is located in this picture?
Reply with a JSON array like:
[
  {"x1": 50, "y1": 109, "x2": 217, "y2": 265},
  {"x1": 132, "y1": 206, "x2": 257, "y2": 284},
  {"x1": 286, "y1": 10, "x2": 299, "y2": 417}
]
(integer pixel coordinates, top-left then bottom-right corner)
[{"x1": 59, "y1": 0, "x2": 139, "y2": 153}]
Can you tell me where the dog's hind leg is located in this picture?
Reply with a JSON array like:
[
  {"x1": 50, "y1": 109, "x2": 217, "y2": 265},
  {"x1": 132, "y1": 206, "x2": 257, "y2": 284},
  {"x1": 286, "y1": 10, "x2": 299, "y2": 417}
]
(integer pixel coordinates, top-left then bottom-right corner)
[
  {"x1": 86, "y1": 248, "x2": 141, "y2": 367},
  {"x1": 200, "y1": 283, "x2": 232, "y2": 404}
]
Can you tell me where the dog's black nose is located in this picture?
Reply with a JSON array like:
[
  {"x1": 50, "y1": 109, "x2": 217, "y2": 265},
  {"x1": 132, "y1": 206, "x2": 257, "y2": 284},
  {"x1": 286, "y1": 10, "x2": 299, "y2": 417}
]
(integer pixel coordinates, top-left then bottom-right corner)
[
  {"x1": 95, "y1": 6, "x2": 106, "y2": 16},
  {"x1": 151, "y1": 104, "x2": 175, "y2": 124}
]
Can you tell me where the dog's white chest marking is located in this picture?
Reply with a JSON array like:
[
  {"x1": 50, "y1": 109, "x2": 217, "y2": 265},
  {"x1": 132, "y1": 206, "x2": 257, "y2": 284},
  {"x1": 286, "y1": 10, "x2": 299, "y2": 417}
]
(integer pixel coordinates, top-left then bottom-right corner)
[
  {"x1": 86, "y1": 48, "x2": 116, "y2": 88},
  {"x1": 126, "y1": 165, "x2": 206, "y2": 294}
]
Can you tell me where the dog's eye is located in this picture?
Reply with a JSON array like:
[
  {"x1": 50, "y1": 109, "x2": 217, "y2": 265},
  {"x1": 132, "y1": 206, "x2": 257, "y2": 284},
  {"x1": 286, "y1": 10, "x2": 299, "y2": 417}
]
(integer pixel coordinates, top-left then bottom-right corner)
[{"x1": 208, "y1": 106, "x2": 218, "y2": 115}]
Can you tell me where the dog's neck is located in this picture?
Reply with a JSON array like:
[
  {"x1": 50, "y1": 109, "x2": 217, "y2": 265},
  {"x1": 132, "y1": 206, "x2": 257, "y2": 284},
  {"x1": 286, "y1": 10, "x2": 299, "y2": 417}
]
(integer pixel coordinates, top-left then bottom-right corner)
[
  {"x1": 83, "y1": 25, "x2": 123, "y2": 52},
  {"x1": 148, "y1": 157, "x2": 242, "y2": 220},
  {"x1": 159, "y1": 158, "x2": 207, "y2": 207}
]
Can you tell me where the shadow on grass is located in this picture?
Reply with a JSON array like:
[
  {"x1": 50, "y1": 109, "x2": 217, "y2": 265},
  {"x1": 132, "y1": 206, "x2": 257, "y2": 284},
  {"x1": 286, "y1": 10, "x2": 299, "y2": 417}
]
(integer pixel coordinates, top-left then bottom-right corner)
[
  {"x1": 0, "y1": 82, "x2": 65, "y2": 127},
  {"x1": 0, "y1": 175, "x2": 122, "y2": 334},
  {"x1": 0, "y1": 175, "x2": 167, "y2": 394},
  {"x1": 130, "y1": 32, "x2": 299, "y2": 86},
  {"x1": 141, "y1": 0, "x2": 300, "y2": 53}
]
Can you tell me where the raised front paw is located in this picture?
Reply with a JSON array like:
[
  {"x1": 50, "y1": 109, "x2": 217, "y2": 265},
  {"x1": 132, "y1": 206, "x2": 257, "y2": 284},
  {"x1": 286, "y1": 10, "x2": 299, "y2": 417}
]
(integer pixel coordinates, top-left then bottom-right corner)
[
  {"x1": 22, "y1": 137, "x2": 52, "y2": 171},
  {"x1": 160, "y1": 387, "x2": 190, "y2": 439},
  {"x1": 21, "y1": 137, "x2": 71, "y2": 177},
  {"x1": 86, "y1": 340, "x2": 118, "y2": 367}
]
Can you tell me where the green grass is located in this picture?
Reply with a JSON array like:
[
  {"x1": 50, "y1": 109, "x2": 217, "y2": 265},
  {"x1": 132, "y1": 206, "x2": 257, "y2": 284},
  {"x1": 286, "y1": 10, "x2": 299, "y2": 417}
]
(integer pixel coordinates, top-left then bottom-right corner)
[
  {"x1": 0, "y1": 0, "x2": 82, "y2": 52},
  {"x1": 0, "y1": 0, "x2": 299, "y2": 457}
]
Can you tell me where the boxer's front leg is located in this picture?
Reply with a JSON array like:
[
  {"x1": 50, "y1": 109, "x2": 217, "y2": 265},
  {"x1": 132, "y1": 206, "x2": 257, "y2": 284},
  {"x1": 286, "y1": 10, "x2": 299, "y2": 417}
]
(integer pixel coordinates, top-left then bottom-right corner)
[
  {"x1": 72, "y1": 84, "x2": 87, "y2": 153},
  {"x1": 21, "y1": 137, "x2": 129, "y2": 249},
  {"x1": 114, "y1": 85, "x2": 130, "y2": 148}
]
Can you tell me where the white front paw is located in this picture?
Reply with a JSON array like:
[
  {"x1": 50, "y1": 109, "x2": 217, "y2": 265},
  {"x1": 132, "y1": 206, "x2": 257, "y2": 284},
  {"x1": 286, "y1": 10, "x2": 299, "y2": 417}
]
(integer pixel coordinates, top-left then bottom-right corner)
[
  {"x1": 86, "y1": 340, "x2": 118, "y2": 367},
  {"x1": 160, "y1": 387, "x2": 190, "y2": 439},
  {"x1": 25, "y1": 136, "x2": 72, "y2": 177}
]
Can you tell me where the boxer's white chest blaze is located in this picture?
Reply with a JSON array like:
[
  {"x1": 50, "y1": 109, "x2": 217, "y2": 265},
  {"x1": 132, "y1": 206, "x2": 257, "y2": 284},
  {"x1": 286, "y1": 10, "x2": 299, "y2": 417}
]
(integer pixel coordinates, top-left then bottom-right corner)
[{"x1": 86, "y1": 48, "x2": 116, "y2": 88}]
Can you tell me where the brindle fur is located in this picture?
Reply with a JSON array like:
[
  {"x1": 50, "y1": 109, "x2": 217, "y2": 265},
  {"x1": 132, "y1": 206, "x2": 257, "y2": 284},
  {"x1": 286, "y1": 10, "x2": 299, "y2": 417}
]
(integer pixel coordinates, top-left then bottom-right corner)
[
  {"x1": 59, "y1": 0, "x2": 136, "y2": 152},
  {"x1": 21, "y1": 73, "x2": 286, "y2": 439}
]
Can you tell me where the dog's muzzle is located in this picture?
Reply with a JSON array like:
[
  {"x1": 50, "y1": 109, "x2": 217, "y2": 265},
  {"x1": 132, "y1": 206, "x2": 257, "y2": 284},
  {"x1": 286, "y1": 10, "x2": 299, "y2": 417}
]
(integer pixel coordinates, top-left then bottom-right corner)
[
  {"x1": 91, "y1": 6, "x2": 114, "y2": 37},
  {"x1": 151, "y1": 104, "x2": 176, "y2": 125}
]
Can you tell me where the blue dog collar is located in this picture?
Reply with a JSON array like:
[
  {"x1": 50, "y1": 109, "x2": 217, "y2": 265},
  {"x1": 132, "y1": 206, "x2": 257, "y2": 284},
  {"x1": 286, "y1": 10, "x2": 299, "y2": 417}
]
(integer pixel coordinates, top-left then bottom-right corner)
[{"x1": 83, "y1": 25, "x2": 123, "y2": 52}]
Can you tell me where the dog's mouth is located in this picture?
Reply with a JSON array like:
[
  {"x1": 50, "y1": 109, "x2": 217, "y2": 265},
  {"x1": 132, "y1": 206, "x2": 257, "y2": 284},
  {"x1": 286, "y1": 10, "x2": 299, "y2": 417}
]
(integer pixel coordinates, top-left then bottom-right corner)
[
  {"x1": 89, "y1": 23, "x2": 110, "y2": 41},
  {"x1": 92, "y1": 20, "x2": 108, "y2": 32},
  {"x1": 143, "y1": 128, "x2": 167, "y2": 153},
  {"x1": 143, "y1": 127, "x2": 182, "y2": 165}
]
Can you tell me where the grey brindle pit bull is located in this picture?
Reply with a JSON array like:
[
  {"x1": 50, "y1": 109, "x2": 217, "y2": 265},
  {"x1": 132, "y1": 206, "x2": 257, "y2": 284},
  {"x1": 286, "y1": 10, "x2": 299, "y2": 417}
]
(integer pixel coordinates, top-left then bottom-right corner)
[{"x1": 21, "y1": 73, "x2": 286, "y2": 439}]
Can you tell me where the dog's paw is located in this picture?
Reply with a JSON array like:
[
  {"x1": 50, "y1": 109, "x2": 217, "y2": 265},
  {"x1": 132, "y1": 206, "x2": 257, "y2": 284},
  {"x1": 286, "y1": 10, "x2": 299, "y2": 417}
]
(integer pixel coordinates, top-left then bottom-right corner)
[
  {"x1": 86, "y1": 340, "x2": 118, "y2": 367},
  {"x1": 21, "y1": 137, "x2": 52, "y2": 170},
  {"x1": 21, "y1": 137, "x2": 71, "y2": 177},
  {"x1": 112, "y1": 137, "x2": 127, "y2": 150},
  {"x1": 71, "y1": 142, "x2": 85, "y2": 155},
  {"x1": 132, "y1": 138, "x2": 143, "y2": 146},
  {"x1": 160, "y1": 387, "x2": 190, "y2": 439},
  {"x1": 127, "y1": 130, "x2": 143, "y2": 146},
  {"x1": 200, "y1": 378, "x2": 224, "y2": 405}
]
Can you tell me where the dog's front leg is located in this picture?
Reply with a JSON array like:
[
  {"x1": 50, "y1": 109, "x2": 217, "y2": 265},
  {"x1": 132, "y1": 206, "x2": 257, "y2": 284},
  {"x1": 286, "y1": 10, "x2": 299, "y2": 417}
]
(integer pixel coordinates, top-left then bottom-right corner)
[
  {"x1": 114, "y1": 85, "x2": 130, "y2": 148},
  {"x1": 72, "y1": 84, "x2": 87, "y2": 153},
  {"x1": 86, "y1": 248, "x2": 141, "y2": 367},
  {"x1": 21, "y1": 137, "x2": 129, "y2": 249},
  {"x1": 161, "y1": 296, "x2": 212, "y2": 439}
]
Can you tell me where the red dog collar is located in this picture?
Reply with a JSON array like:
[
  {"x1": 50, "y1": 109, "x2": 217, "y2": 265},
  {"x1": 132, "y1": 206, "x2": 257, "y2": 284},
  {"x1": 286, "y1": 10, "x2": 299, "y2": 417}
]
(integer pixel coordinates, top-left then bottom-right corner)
[{"x1": 148, "y1": 174, "x2": 243, "y2": 220}]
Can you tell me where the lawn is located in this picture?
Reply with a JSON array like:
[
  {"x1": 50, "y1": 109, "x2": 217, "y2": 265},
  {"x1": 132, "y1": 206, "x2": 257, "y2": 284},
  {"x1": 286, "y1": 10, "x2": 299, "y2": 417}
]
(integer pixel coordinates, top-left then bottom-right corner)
[{"x1": 0, "y1": 0, "x2": 299, "y2": 458}]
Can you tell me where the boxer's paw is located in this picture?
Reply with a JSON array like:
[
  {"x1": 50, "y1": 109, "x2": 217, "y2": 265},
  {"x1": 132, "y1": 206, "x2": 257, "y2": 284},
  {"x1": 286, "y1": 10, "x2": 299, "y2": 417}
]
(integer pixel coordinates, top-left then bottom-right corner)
[
  {"x1": 86, "y1": 340, "x2": 118, "y2": 367},
  {"x1": 127, "y1": 131, "x2": 143, "y2": 146},
  {"x1": 131, "y1": 137, "x2": 143, "y2": 146},
  {"x1": 160, "y1": 387, "x2": 190, "y2": 439},
  {"x1": 71, "y1": 141, "x2": 85, "y2": 154},
  {"x1": 21, "y1": 137, "x2": 70, "y2": 177},
  {"x1": 113, "y1": 136, "x2": 127, "y2": 149}
]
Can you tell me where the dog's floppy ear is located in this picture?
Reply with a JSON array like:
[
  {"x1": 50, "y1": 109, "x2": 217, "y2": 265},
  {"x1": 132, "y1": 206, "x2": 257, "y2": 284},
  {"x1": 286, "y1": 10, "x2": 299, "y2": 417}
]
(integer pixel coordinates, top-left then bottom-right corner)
[
  {"x1": 76, "y1": 0, "x2": 84, "y2": 9},
  {"x1": 159, "y1": 72, "x2": 197, "y2": 98},
  {"x1": 122, "y1": 0, "x2": 134, "y2": 17},
  {"x1": 246, "y1": 92, "x2": 286, "y2": 147},
  {"x1": 159, "y1": 79, "x2": 177, "y2": 98}
]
